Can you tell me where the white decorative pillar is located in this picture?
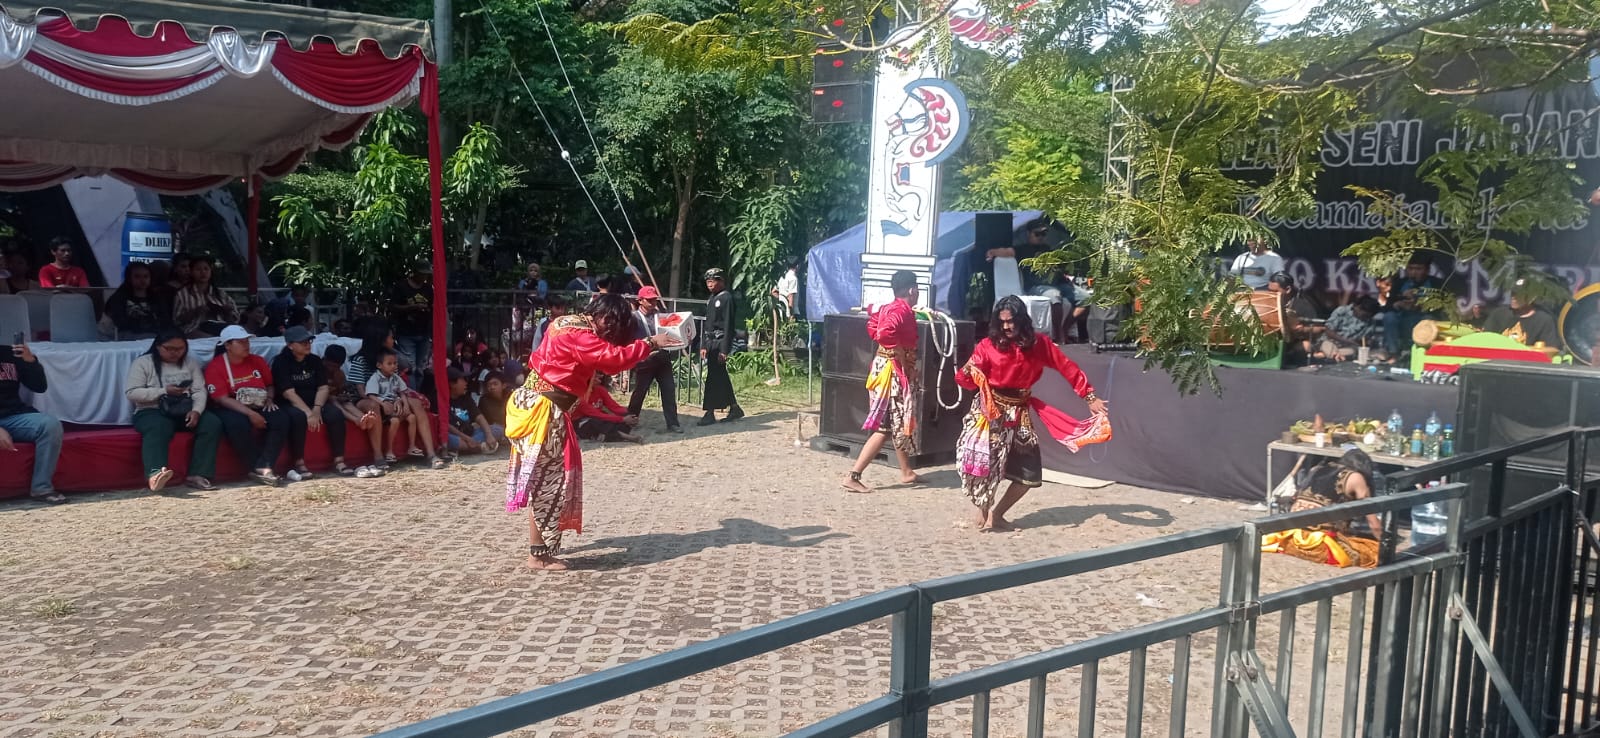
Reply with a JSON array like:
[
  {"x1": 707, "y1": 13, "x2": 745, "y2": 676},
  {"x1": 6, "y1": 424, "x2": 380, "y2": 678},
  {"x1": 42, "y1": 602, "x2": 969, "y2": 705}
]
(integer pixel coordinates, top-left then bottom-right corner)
[{"x1": 860, "y1": 26, "x2": 970, "y2": 310}]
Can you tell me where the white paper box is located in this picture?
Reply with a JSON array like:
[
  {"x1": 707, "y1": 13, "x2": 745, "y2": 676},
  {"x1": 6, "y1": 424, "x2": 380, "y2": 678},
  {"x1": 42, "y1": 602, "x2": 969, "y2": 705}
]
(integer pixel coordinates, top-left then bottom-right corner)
[{"x1": 655, "y1": 311, "x2": 696, "y2": 344}]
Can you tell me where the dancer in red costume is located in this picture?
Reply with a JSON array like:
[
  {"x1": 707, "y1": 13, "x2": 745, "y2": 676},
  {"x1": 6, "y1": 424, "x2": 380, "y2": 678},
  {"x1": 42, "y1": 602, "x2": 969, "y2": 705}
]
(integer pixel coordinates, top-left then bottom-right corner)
[
  {"x1": 504, "y1": 293, "x2": 681, "y2": 570},
  {"x1": 842, "y1": 270, "x2": 922, "y2": 493},
  {"x1": 954, "y1": 295, "x2": 1111, "y2": 532}
]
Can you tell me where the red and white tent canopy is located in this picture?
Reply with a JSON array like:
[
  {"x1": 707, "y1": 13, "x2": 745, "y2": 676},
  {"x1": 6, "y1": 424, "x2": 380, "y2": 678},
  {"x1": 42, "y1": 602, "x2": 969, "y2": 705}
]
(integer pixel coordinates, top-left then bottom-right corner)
[{"x1": 0, "y1": 1, "x2": 432, "y2": 194}]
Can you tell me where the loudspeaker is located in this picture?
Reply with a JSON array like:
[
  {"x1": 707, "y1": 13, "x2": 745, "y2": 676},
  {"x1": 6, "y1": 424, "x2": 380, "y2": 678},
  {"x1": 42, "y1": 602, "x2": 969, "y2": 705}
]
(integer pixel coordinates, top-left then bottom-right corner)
[
  {"x1": 1087, "y1": 304, "x2": 1129, "y2": 345},
  {"x1": 974, "y1": 212, "x2": 1013, "y2": 253},
  {"x1": 1456, "y1": 361, "x2": 1600, "y2": 518},
  {"x1": 818, "y1": 312, "x2": 977, "y2": 463},
  {"x1": 812, "y1": 46, "x2": 867, "y2": 85},
  {"x1": 811, "y1": 83, "x2": 868, "y2": 123}
]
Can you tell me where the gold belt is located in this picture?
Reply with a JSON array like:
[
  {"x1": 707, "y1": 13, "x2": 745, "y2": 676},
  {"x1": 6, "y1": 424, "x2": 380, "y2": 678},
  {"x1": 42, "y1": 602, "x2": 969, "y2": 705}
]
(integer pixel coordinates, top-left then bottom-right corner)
[{"x1": 991, "y1": 387, "x2": 1032, "y2": 407}]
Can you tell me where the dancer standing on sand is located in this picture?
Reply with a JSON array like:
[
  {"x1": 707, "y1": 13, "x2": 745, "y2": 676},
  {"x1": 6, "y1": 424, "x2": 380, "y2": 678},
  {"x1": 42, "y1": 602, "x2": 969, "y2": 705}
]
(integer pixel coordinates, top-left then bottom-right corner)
[
  {"x1": 954, "y1": 295, "x2": 1110, "y2": 532},
  {"x1": 505, "y1": 293, "x2": 682, "y2": 570},
  {"x1": 842, "y1": 270, "x2": 922, "y2": 493}
]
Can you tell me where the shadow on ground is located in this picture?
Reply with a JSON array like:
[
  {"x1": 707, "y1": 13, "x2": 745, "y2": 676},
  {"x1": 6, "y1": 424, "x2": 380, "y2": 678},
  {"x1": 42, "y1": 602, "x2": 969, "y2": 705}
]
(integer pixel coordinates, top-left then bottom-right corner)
[
  {"x1": 1012, "y1": 503, "x2": 1175, "y2": 530},
  {"x1": 565, "y1": 517, "x2": 849, "y2": 569}
]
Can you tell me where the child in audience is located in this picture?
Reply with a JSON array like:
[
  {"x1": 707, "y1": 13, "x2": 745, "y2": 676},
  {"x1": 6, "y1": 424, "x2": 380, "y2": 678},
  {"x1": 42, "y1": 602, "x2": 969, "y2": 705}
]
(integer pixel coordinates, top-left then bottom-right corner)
[
  {"x1": 366, "y1": 349, "x2": 444, "y2": 468},
  {"x1": 323, "y1": 345, "x2": 384, "y2": 475},
  {"x1": 477, "y1": 371, "x2": 509, "y2": 442},
  {"x1": 445, "y1": 368, "x2": 501, "y2": 455}
]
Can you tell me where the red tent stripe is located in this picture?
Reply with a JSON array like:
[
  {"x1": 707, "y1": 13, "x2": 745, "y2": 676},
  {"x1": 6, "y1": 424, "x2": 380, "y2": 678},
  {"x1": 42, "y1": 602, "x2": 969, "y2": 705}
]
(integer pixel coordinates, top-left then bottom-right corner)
[
  {"x1": 36, "y1": 17, "x2": 202, "y2": 56},
  {"x1": 271, "y1": 41, "x2": 423, "y2": 109}
]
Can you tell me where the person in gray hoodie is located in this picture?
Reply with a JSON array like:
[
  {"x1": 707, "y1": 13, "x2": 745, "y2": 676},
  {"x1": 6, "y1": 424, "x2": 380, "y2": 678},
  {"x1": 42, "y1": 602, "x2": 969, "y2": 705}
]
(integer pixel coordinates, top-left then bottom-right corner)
[{"x1": 125, "y1": 327, "x2": 222, "y2": 491}]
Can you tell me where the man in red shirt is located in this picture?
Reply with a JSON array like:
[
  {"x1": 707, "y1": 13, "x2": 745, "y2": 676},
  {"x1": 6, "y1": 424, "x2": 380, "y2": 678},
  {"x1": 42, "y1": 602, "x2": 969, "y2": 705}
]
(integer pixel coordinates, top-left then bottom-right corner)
[
  {"x1": 37, "y1": 237, "x2": 90, "y2": 289},
  {"x1": 842, "y1": 270, "x2": 923, "y2": 493}
]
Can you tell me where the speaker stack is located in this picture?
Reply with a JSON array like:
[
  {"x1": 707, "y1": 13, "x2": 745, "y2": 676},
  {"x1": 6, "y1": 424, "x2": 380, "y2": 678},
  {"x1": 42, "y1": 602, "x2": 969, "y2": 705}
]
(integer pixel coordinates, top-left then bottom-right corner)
[
  {"x1": 813, "y1": 312, "x2": 977, "y2": 465},
  {"x1": 811, "y1": 44, "x2": 869, "y2": 123},
  {"x1": 1455, "y1": 361, "x2": 1600, "y2": 519}
]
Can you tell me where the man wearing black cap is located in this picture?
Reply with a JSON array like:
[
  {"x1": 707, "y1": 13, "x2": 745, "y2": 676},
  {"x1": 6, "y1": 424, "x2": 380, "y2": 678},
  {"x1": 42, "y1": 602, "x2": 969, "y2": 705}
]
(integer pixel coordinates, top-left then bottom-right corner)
[
  {"x1": 389, "y1": 262, "x2": 433, "y2": 387},
  {"x1": 698, "y1": 267, "x2": 744, "y2": 425},
  {"x1": 273, "y1": 326, "x2": 354, "y2": 478}
]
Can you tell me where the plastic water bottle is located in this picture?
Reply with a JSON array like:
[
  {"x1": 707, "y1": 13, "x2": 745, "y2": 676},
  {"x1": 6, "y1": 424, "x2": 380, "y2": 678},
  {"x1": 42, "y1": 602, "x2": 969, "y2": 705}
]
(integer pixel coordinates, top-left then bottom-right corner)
[
  {"x1": 1387, "y1": 409, "x2": 1405, "y2": 455},
  {"x1": 1441, "y1": 425, "x2": 1454, "y2": 457},
  {"x1": 1410, "y1": 426, "x2": 1425, "y2": 457},
  {"x1": 1411, "y1": 481, "x2": 1449, "y2": 548},
  {"x1": 1424, "y1": 412, "x2": 1442, "y2": 460}
]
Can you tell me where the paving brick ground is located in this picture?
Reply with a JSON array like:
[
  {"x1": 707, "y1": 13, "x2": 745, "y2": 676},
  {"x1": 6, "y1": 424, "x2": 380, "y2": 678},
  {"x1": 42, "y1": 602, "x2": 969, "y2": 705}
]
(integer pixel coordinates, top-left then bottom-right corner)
[{"x1": 0, "y1": 410, "x2": 1365, "y2": 737}]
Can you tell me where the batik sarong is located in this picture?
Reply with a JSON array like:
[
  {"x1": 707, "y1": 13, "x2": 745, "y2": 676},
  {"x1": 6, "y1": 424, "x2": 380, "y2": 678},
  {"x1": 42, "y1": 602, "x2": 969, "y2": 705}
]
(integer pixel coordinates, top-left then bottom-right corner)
[
  {"x1": 956, "y1": 377, "x2": 1112, "y2": 511},
  {"x1": 862, "y1": 348, "x2": 918, "y2": 454},
  {"x1": 505, "y1": 372, "x2": 584, "y2": 555}
]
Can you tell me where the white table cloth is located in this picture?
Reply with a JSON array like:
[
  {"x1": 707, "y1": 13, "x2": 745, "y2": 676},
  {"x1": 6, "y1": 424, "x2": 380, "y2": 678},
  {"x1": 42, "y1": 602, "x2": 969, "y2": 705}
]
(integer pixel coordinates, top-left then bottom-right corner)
[{"x1": 25, "y1": 334, "x2": 362, "y2": 426}]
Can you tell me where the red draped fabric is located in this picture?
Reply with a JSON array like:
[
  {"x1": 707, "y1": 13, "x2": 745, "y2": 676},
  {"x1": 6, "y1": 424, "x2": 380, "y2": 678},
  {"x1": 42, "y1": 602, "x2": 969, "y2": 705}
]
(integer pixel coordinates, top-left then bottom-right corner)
[
  {"x1": 422, "y1": 60, "x2": 450, "y2": 445},
  {"x1": 109, "y1": 169, "x2": 233, "y2": 195},
  {"x1": 272, "y1": 41, "x2": 425, "y2": 111},
  {"x1": 36, "y1": 17, "x2": 199, "y2": 55}
]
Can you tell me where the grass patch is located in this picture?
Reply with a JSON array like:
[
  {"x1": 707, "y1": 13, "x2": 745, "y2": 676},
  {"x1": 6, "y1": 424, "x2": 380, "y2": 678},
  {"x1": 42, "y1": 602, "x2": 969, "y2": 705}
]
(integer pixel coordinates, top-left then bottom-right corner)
[
  {"x1": 302, "y1": 487, "x2": 337, "y2": 504},
  {"x1": 31, "y1": 596, "x2": 77, "y2": 619},
  {"x1": 0, "y1": 553, "x2": 21, "y2": 567},
  {"x1": 220, "y1": 555, "x2": 256, "y2": 571}
]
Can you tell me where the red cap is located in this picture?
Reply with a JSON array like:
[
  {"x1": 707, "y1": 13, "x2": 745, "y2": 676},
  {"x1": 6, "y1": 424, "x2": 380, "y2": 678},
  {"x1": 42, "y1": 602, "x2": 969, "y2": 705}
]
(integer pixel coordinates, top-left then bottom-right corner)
[{"x1": 637, "y1": 286, "x2": 661, "y2": 300}]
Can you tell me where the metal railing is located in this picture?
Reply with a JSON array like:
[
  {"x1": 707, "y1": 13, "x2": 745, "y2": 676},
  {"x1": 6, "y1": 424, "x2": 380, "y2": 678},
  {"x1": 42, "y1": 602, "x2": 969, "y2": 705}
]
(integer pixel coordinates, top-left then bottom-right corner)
[{"x1": 371, "y1": 427, "x2": 1600, "y2": 738}]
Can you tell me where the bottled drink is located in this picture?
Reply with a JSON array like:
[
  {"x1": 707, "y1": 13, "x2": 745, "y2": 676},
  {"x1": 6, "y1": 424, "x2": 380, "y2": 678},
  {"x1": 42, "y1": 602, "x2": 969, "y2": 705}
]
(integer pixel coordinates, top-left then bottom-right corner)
[
  {"x1": 1410, "y1": 426, "x2": 1425, "y2": 457},
  {"x1": 1387, "y1": 409, "x2": 1405, "y2": 455},
  {"x1": 1411, "y1": 481, "x2": 1449, "y2": 548},
  {"x1": 1441, "y1": 425, "x2": 1454, "y2": 457},
  {"x1": 1424, "y1": 412, "x2": 1442, "y2": 461}
]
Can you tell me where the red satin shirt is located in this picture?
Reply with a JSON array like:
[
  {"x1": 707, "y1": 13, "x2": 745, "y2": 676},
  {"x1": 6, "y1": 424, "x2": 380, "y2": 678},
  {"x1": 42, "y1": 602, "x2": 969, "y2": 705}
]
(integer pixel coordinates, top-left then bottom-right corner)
[
  {"x1": 954, "y1": 338, "x2": 1094, "y2": 397},
  {"x1": 867, "y1": 298, "x2": 917, "y2": 349},
  {"x1": 529, "y1": 319, "x2": 651, "y2": 397}
]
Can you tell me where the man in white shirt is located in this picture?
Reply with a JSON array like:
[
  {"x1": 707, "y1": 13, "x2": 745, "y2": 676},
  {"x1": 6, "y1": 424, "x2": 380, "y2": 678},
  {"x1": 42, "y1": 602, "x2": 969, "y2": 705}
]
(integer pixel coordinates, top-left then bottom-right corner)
[
  {"x1": 1229, "y1": 239, "x2": 1284, "y2": 291},
  {"x1": 771, "y1": 259, "x2": 799, "y2": 319}
]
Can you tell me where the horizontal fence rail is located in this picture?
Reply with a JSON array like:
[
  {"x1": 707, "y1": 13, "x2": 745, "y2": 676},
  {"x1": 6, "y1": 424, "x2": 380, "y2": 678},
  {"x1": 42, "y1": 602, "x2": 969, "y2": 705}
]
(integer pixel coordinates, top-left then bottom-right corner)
[{"x1": 371, "y1": 427, "x2": 1600, "y2": 738}]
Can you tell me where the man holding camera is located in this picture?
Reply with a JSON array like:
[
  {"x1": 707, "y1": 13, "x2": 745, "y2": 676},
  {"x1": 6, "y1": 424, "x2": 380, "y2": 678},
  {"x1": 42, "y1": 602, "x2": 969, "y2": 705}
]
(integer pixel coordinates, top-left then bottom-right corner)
[{"x1": 0, "y1": 338, "x2": 65, "y2": 503}]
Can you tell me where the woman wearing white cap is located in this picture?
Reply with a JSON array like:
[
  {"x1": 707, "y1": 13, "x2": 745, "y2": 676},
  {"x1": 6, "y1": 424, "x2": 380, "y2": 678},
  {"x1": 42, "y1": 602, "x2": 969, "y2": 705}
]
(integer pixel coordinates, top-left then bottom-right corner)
[
  {"x1": 565, "y1": 260, "x2": 596, "y2": 292},
  {"x1": 204, "y1": 325, "x2": 293, "y2": 486}
]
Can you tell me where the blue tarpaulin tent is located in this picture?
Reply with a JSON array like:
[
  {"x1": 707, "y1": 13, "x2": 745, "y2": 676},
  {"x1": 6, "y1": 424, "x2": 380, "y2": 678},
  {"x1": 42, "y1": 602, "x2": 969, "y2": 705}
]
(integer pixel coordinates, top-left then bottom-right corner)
[{"x1": 805, "y1": 210, "x2": 1043, "y2": 319}]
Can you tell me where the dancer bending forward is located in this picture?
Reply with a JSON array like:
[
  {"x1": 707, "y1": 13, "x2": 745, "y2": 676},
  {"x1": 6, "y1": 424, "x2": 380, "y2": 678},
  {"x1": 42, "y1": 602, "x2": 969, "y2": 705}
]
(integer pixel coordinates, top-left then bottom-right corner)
[
  {"x1": 505, "y1": 293, "x2": 681, "y2": 570},
  {"x1": 954, "y1": 295, "x2": 1110, "y2": 532}
]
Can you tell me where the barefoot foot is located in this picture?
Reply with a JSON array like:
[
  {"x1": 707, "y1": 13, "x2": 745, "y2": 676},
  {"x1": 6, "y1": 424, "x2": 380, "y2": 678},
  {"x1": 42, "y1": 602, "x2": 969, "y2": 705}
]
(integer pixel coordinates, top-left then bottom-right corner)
[
  {"x1": 899, "y1": 472, "x2": 922, "y2": 485},
  {"x1": 525, "y1": 554, "x2": 571, "y2": 571},
  {"x1": 986, "y1": 516, "x2": 1019, "y2": 532},
  {"x1": 973, "y1": 508, "x2": 990, "y2": 530},
  {"x1": 841, "y1": 475, "x2": 873, "y2": 494}
]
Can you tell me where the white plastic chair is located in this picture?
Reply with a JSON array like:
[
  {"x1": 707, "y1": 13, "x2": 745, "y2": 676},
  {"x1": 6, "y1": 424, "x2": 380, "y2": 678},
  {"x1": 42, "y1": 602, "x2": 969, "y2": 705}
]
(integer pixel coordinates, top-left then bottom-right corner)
[
  {"x1": 0, "y1": 295, "x2": 29, "y2": 343},
  {"x1": 19, "y1": 290, "x2": 51, "y2": 340},
  {"x1": 48, "y1": 293, "x2": 99, "y2": 343}
]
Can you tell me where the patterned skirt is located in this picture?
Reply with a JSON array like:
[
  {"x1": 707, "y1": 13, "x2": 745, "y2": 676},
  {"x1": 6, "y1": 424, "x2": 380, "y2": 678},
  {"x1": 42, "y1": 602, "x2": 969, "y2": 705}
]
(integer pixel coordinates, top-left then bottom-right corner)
[
  {"x1": 861, "y1": 351, "x2": 919, "y2": 454},
  {"x1": 504, "y1": 374, "x2": 584, "y2": 555},
  {"x1": 956, "y1": 389, "x2": 1040, "y2": 512}
]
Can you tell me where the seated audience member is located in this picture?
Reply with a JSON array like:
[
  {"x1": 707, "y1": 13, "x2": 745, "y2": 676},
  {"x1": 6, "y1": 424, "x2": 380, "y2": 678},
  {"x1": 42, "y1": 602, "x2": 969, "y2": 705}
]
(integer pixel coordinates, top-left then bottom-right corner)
[
  {"x1": 38, "y1": 236, "x2": 90, "y2": 288},
  {"x1": 266, "y1": 285, "x2": 314, "y2": 329},
  {"x1": 1317, "y1": 296, "x2": 1381, "y2": 362},
  {"x1": 1483, "y1": 279, "x2": 1561, "y2": 348},
  {"x1": 1229, "y1": 239, "x2": 1284, "y2": 291},
  {"x1": 530, "y1": 295, "x2": 570, "y2": 353},
  {"x1": 174, "y1": 255, "x2": 241, "y2": 338},
  {"x1": 574, "y1": 375, "x2": 642, "y2": 443},
  {"x1": 273, "y1": 326, "x2": 353, "y2": 478},
  {"x1": 0, "y1": 249, "x2": 38, "y2": 294},
  {"x1": 125, "y1": 327, "x2": 222, "y2": 491},
  {"x1": 1269, "y1": 272, "x2": 1321, "y2": 360},
  {"x1": 167, "y1": 253, "x2": 192, "y2": 293},
  {"x1": 445, "y1": 367, "x2": 500, "y2": 454},
  {"x1": 105, "y1": 262, "x2": 173, "y2": 339},
  {"x1": 321, "y1": 345, "x2": 384, "y2": 476},
  {"x1": 477, "y1": 371, "x2": 509, "y2": 439},
  {"x1": 0, "y1": 337, "x2": 64, "y2": 503},
  {"x1": 366, "y1": 347, "x2": 445, "y2": 469},
  {"x1": 205, "y1": 325, "x2": 291, "y2": 486},
  {"x1": 242, "y1": 302, "x2": 274, "y2": 337},
  {"x1": 1381, "y1": 256, "x2": 1442, "y2": 360},
  {"x1": 453, "y1": 327, "x2": 489, "y2": 383}
]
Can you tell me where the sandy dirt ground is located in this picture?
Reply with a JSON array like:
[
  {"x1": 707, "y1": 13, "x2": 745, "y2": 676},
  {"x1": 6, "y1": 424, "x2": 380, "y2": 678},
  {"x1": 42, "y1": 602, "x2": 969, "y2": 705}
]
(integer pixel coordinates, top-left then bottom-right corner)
[{"x1": 0, "y1": 407, "x2": 1375, "y2": 737}]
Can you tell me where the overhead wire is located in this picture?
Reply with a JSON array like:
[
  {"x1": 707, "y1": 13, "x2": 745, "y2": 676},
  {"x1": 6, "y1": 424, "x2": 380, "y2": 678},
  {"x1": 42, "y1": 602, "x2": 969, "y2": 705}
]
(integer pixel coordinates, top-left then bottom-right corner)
[
  {"x1": 474, "y1": 0, "x2": 650, "y2": 282},
  {"x1": 528, "y1": 0, "x2": 658, "y2": 290}
]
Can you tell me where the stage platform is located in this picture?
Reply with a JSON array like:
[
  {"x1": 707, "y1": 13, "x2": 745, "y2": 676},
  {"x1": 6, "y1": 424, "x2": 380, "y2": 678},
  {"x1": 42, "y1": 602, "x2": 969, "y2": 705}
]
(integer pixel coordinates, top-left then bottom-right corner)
[{"x1": 1034, "y1": 347, "x2": 1458, "y2": 501}]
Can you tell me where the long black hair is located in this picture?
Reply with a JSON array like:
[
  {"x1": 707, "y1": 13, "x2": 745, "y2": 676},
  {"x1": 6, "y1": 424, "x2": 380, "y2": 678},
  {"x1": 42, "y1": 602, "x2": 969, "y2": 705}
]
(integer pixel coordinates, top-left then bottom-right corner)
[
  {"x1": 355, "y1": 319, "x2": 393, "y2": 363},
  {"x1": 990, "y1": 295, "x2": 1037, "y2": 352},
  {"x1": 144, "y1": 326, "x2": 189, "y2": 367},
  {"x1": 586, "y1": 293, "x2": 636, "y2": 346},
  {"x1": 1339, "y1": 448, "x2": 1375, "y2": 491}
]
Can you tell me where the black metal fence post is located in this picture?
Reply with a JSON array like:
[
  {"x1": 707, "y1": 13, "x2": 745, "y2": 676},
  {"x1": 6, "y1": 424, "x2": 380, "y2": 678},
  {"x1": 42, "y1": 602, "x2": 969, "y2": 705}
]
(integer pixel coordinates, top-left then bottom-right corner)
[{"x1": 889, "y1": 588, "x2": 933, "y2": 738}]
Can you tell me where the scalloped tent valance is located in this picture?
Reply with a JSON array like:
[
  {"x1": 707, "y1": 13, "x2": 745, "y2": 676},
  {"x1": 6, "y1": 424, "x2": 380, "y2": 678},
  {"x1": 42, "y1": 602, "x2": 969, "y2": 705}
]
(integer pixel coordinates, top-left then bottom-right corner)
[{"x1": 0, "y1": 0, "x2": 432, "y2": 58}]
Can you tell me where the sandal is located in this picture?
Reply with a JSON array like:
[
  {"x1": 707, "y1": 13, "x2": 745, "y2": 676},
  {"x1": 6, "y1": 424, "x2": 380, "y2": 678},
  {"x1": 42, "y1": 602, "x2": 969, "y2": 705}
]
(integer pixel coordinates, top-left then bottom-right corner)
[
  {"x1": 147, "y1": 467, "x2": 174, "y2": 492},
  {"x1": 186, "y1": 476, "x2": 215, "y2": 491},
  {"x1": 293, "y1": 463, "x2": 315, "y2": 480},
  {"x1": 383, "y1": 453, "x2": 398, "y2": 466},
  {"x1": 250, "y1": 470, "x2": 284, "y2": 488},
  {"x1": 430, "y1": 457, "x2": 449, "y2": 470},
  {"x1": 30, "y1": 491, "x2": 67, "y2": 505},
  {"x1": 334, "y1": 461, "x2": 356, "y2": 476},
  {"x1": 408, "y1": 448, "x2": 426, "y2": 458}
]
